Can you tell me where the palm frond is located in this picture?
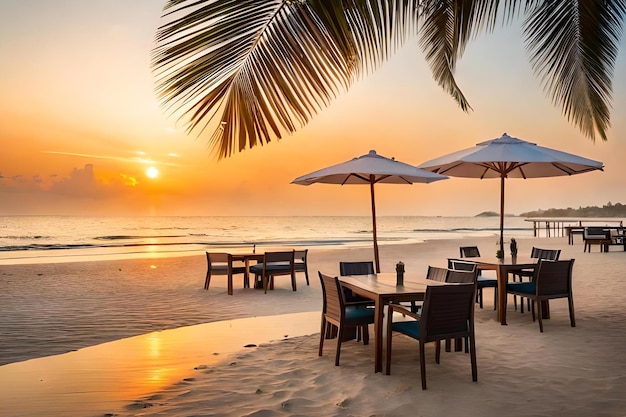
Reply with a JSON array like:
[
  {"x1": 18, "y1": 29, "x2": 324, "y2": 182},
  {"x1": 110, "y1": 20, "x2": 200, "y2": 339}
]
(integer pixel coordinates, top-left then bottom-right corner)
[
  {"x1": 419, "y1": 0, "x2": 473, "y2": 111},
  {"x1": 152, "y1": 0, "x2": 419, "y2": 158},
  {"x1": 523, "y1": 0, "x2": 626, "y2": 141}
]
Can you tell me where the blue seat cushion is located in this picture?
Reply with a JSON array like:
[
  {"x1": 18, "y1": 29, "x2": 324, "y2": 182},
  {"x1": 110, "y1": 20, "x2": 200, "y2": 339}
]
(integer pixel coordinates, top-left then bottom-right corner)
[
  {"x1": 477, "y1": 276, "x2": 497, "y2": 288},
  {"x1": 345, "y1": 306, "x2": 375, "y2": 322},
  {"x1": 506, "y1": 281, "x2": 535, "y2": 294},
  {"x1": 391, "y1": 320, "x2": 421, "y2": 339}
]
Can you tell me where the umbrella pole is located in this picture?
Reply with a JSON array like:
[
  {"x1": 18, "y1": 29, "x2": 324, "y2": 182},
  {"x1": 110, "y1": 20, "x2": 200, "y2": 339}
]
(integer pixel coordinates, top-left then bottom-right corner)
[
  {"x1": 499, "y1": 175, "x2": 505, "y2": 253},
  {"x1": 370, "y1": 176, "x2": 380, "y2": 273}
]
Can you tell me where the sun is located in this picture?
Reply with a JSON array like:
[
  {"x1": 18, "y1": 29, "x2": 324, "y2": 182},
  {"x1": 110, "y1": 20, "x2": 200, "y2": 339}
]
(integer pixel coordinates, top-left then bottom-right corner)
[{"x1": 146, "y1": 166, "x2": 159, "y2": 179}]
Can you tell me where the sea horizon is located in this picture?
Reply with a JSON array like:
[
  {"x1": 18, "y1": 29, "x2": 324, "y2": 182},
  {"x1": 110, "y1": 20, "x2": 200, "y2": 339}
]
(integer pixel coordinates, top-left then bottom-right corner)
[
  {"x1": 0, "y1": 214, "x2": 542, "y2": 265},
  {"x1": 3, "y1": 214, "x2": 625, "y2": 266}
]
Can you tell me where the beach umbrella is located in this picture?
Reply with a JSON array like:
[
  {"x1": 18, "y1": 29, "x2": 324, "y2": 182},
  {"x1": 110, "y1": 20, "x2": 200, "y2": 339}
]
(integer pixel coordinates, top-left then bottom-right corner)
[
  {"x1": 292, "y1": 150, "x2": 448, "y2": 272},
  {"x1": 417, "y1": 133, "x2": 604, "y2": 254}
]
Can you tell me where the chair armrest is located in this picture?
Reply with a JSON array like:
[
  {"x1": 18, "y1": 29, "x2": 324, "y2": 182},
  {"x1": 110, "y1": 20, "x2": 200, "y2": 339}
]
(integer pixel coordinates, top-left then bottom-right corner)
[{"x1": 388, "y1": 304, "x2": 421, "y2": 321}]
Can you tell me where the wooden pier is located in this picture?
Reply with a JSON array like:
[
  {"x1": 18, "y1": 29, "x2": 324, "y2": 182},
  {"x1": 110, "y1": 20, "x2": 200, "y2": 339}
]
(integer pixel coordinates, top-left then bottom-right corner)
[{"x1": 524, "y1": 218, "x2": 624, "y2": 239}]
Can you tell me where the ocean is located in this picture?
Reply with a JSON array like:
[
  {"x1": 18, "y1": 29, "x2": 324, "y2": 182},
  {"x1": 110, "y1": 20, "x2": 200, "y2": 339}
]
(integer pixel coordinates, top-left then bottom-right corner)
[{"x1": 0, "y1": 215, "x2": 535, "y2": 265}]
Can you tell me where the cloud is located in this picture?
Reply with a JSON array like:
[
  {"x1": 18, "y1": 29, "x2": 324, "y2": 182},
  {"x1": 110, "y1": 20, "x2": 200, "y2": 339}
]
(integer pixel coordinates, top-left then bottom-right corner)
[
  {"x1": 0, "y1": 164, "x2": 153, "y2": 215},
  {"x1": 0, "y1": 164, "x2": 136, "y2": 199},
  {"x1": 49, "y1": 164, "x2": 108, "y2": 197}
]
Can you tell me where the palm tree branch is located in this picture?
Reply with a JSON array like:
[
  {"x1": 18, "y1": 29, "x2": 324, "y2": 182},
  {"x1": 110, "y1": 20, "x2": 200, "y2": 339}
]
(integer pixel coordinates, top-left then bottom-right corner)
[
  {"x1": 152, "y1": 0, "x2": 420, "y2": 158},
  {"x1": 419, "y1": 0, "x2": 473, "y2": 111},
  {"x1": 523, "y1": 0, "x2": 625, "y2": 141}
]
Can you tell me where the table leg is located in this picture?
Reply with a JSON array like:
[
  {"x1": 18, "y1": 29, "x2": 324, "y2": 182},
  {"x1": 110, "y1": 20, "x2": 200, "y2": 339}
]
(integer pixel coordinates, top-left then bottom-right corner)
[
  {"x1": 374, "y1": 298, "x2": 384, "y2": 373},
  {"x1": 496, "y1": 265, "x2": 508, "y2": 325},
  {"x1": 243, "y1": 259, "x2": 250, "y2": 288}
]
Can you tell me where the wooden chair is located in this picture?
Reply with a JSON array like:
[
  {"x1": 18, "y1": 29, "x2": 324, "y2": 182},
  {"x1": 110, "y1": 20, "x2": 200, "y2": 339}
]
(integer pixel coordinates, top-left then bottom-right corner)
[
  {"x1": 459, "y1": 246, "x2": 481, "y2": 258},
  {"x1": 512, "y1": 247, "x2": 561, "y2": 312},
  {"x1": 204, "y1": 252, "x2": 247, "y2": 295},
  {"x1": 401, "y1": 265, "x2": 448, "y2": 314},
  {"x1": 339, "y1": 261, "x2": 376, "y2": 305},
  {"x1": 339, "y1": 261, "x2": 375, "y2": 276},
  {"x1": 456, "y1": 247, "x2": 498, "y2": 310},
  {"x1": 318, "y1": 272, "x2": 375, "y2": 366},
  {"x1": 338, "y1": 261, "x2": 376, "y2": 340},
  {"x1": 249, "y1": 250, "x2": 296, "y2": 293},
  {"x1": 443, "y1": 264, "x2": 478, "y2": 353},
  {"x1": 385, "y1": 283, "x2": 478, "y2": 389},
  {"x1": 411, "y1": 265, "x2": 465, "y2": 313},
  {"x1": 446, "y1": 263, "x2": 478, "y2": 284},
  {"x1": 506, "y1": 259, "x2": 576, "y2": 332},
  {"x1": 426, "y1": 265, "x2": 449, "y2": 282},
  {"x1": 294, "y1": 249, "x2": 310, "y2": 285},
  {"x1": 583, "y1": 227, "x2": 612, "y2": 252}
]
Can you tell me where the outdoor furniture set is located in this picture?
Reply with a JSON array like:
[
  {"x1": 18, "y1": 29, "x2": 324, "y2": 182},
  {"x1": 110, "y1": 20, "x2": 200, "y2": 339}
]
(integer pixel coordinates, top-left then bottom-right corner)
[
  {"x1": 582, "y1": 227, "x2": 626, "y2": 252},
  {"x1": 204, "y1": 249, "x2": 309, "y2": 294},
  {"x1": 317, "y1": 246, "x2": 576, "y2": 388}
]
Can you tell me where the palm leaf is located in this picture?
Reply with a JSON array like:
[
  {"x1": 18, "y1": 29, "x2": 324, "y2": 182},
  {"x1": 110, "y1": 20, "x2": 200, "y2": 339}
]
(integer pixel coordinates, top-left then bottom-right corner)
[
  {"x1": 153, "y1": 0, "x2": 624, "y2": 156},
  {"x1": 419, "y1": 0, "x2": 473, "y2": 112},
  {"x1": 523, "y1": 0, "x2": 626, "y2": 141},
  {"x1": 152, "y1": 0, "x2": 419, "y2": 158}
]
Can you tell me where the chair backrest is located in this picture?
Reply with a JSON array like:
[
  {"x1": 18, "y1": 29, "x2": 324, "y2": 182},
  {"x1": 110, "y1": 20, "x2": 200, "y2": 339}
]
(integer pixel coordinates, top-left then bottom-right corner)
[
  {"x1": 318, "y1": 272, "x2": 346, "y2": 321},
  {"x1": 531, "y1": 247, "x2": 561, "y2": 260},
  {"x1": 206, "y1": 252, "x2": 232, "y2": 274},
  {"x1": 339, "y1": 261, "x2": 375, "y2": 276},
  {"x1": 264, "y1": 250, "x2": 295, "y2": 264},
  {"x1": 426, "y1": 265, "x2": 448, "y2": 282},
  {"x1": 446, "y1": 262, "x2": 478, "y2": 284},
  {"x1": 449, "y1": 259, "x2": 476, "y2": 272},
  {"x1": 420, "y1": 284, "x2": 476, "y2": 342},
  {"x1": 294, "y1": 249, "x2": 308, "y2": 263},
  {"x1": 460, "y1": 246, "x2": 481, "y2": 258},
  {"x1": 584, "y1": 227, "x2": 610, "y2": 239},
  {"x1": 533, "y1": 259, "x2": 575, "y2": 296}
]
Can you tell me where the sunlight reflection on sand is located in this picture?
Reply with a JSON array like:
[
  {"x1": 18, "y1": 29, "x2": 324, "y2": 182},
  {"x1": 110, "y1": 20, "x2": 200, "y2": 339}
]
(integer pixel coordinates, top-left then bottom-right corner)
[{"x1": 0, "y1": 312, "x2": 319, "y2": 417}]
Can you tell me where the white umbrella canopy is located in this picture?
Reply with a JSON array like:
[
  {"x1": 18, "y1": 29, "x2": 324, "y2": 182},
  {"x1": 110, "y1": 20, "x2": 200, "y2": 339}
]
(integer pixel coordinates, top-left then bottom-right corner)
[
  {"x1": 292, "y1": 150, "x2": 447, "y2": 272},
  {"x1": 417, "y1": 133, "x2": 604, "y2": 253}
]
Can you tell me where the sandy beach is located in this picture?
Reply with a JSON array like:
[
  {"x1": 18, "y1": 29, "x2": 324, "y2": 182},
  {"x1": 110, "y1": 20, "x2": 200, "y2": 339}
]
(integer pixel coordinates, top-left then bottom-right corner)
[{"x1": 2, "y1": 235, "x2": 626, "y2": 416}]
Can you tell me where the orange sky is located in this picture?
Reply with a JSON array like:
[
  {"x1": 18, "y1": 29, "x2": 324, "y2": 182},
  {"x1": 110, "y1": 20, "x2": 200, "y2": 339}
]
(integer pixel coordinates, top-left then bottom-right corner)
[{"x1": 1, "y1": 1, "x2": 624, "y2": 217}]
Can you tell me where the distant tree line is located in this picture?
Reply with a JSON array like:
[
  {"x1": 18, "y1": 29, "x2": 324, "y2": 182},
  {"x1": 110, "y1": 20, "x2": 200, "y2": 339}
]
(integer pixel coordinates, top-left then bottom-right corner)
[{"x1": 520, "y1": 202, "x2": 626, "y2": 217}]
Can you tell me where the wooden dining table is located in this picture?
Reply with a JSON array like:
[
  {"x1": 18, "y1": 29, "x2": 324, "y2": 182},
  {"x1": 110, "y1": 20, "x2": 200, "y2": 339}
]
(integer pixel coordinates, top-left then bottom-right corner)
[
  {"x1": 451, "y1": 255, "x2": 540, "y2": 325},
  {"x1": 338, "y1": 273, "x2": 447, "y2": 373}
]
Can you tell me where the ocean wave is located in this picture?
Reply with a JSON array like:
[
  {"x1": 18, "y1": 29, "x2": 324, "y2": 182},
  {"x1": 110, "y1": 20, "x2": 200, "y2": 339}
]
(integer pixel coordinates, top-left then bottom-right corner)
[
  {"x1": 0, "y1": 237, "x2": 373, "y2": 253},
  {"x1": 414, "y1": 227, "x2": 532, "y2": 233},
  {"x1": 0, "y1": 243, "x2": 98, "y2": 252},
  {"x1": 94, "y1": 234, "x2": 188, "y2": 241},
  {"x1": 0, "y1": 235, "x2": 54, "y2": 240}
]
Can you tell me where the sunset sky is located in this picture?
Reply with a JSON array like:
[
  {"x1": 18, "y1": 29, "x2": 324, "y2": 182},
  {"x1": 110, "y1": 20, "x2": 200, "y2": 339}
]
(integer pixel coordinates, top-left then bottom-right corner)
[{"x1": 1, "y1": 1, "x2": 624, "y2": 217}]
